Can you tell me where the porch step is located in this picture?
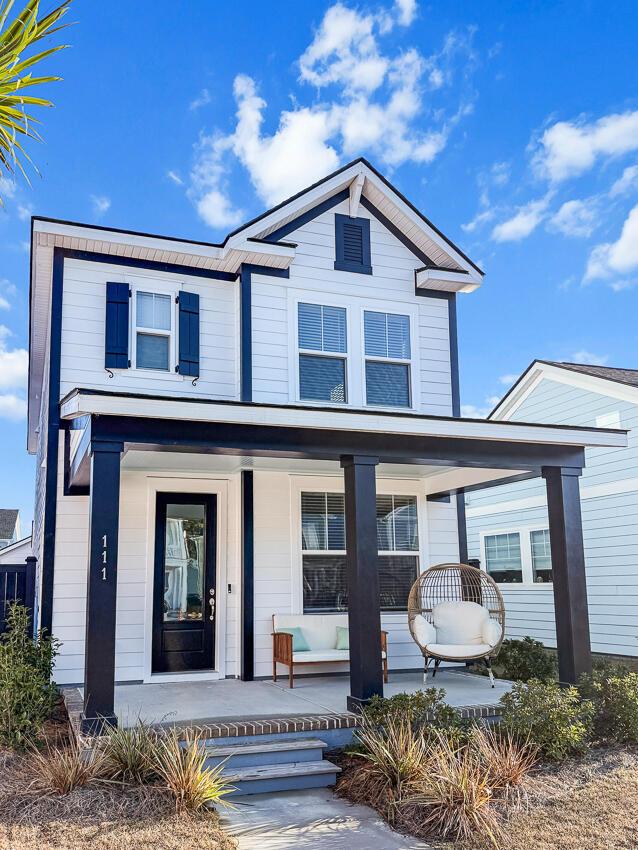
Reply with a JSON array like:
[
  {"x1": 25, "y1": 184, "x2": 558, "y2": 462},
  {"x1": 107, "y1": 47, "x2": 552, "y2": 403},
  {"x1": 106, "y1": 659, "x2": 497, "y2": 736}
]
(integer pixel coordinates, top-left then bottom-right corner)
[
  {"x1": 205, "y1": 737, "x2": 326, "y2": 768},
  {"x1": 222, "y1": 759, "x2": 342, "y2": 797}
]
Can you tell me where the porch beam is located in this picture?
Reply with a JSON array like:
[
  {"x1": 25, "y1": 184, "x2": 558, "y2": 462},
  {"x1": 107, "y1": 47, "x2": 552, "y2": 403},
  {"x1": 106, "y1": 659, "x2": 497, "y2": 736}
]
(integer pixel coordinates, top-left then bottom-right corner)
[
  {"x1": 82, "y1": 439, "x2": 123, "y2": 733},
  {"x1": 240, "y1": 470, "x2": 254, "y2": 681},
  {"x1": 341, "y1": 455, "x2": 384, "y2": 710},
  {"x1": 542, "y1": 466, "x2": 592, "y2": 683}
]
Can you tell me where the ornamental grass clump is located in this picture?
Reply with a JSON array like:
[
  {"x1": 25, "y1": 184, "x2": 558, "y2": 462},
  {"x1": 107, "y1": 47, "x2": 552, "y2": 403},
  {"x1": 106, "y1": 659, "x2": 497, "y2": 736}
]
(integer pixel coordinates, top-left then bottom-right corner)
[
  {"x1": 0, "y1": 603, "x2": 60, "y2": 749},
  {"x1": 470, "y1": 725, "x2": 538, "y2": 805},
  {"x1": 579, "y1": 669, "x2": 638, "y2": 744},
  {"x1": 500, "y1": 679, "x2": 593, "y2": 760},
  {"x1": 151, "y1": 731, "x2": 235, "y2": 814},
  {"x1": 29, "y1": 736, "x2": 107, "y2": 794},
  {"x1": 100, "y1": 720, "x2": 161, "y2": 784}
]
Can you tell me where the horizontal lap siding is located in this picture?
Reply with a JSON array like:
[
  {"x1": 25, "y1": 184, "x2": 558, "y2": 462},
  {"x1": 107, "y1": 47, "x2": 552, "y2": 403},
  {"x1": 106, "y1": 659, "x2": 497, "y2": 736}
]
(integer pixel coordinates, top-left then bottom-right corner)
[
  {"x1": 466, "y1": 377, "x2": 638, "y2": 656},
  {"x1": 251, "y1": 199, "x2": 453, "y2": 415},
  {"x1": 59, "y1": 259, "x2": 239, "y2": 402}
]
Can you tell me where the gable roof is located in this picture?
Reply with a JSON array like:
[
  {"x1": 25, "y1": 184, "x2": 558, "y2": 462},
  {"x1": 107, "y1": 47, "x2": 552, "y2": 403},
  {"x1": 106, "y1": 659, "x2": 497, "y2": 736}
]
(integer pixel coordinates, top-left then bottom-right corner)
[
  {"x1": 0, "y1": 509, "x2": 18, "y2": 539},
  {"x1": 490, "y1": 359, "x2": 638, "y2": 421}
]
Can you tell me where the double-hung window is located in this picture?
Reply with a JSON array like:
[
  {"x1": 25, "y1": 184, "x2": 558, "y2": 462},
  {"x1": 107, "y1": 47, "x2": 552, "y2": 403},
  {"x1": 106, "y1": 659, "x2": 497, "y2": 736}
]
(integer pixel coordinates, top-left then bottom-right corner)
[
  {"x1": 301, "y1": 491, "x2": 419, "y2": 612},
  {"x1": 364, "y1": 311, "x2": 411, "y2": 407},
  {"x1": 135, "y1": 291, "x2": 172, "y2": 371},
  {"x1": 298, "y1": 303, "x2": 347, "y2": 403},
  {"x1": 483, "y1": 528, "x2": 553, "y2": 584}
]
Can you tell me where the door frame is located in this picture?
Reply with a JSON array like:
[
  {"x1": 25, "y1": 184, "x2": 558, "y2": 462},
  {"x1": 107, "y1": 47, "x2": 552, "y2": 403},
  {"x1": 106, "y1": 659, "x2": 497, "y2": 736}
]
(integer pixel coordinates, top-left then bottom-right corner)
[
  {"x1": 143, "y1": 476, "x2": 230, "y2": 684},
  {"x1": 152, "y1": 492, "x2": 217, "y2": 674}
]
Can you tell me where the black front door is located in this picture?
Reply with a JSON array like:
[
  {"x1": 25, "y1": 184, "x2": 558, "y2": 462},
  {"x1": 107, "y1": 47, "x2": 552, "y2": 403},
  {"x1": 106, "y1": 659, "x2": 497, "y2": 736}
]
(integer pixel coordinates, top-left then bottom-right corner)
[{"x1": 152, "y1": 493, "x2": 217, "y2": 673}]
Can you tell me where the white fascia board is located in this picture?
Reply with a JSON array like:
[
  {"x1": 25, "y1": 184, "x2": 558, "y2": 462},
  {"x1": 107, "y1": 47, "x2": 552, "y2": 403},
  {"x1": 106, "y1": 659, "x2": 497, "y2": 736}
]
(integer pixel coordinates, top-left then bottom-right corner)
[
  {"x1": 226, "y1": 240, "x2": 295, "y2": 262},
  {"x1": 415, "y1": 267, "x2": 481, "y2": 293},
  {"x1": 491, "y1": 361, "x2": 638, "y2": 421},
  {"x1": 60, "y1": 392, "x2": 628, "y2": 450},
  {"x1": 422, "y1": 467, "x2": 528, "y2": 494}
]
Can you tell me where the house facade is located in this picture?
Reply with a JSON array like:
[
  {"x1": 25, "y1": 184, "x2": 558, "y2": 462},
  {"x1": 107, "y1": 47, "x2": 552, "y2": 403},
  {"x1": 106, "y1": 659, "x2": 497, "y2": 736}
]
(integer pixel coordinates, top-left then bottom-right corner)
[
  {"x1": 26, "y1": 159, "x2": 625, "y2": 729},
  {"x1": 466, "y1": 361, "x2": 638, "y2": 658}
]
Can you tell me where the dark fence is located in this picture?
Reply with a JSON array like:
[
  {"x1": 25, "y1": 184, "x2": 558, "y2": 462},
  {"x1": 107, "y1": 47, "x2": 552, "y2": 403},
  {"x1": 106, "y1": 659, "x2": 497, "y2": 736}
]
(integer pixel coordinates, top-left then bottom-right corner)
[{"x1": 0, "y1": 557, "x2": 36, "y2": 634}]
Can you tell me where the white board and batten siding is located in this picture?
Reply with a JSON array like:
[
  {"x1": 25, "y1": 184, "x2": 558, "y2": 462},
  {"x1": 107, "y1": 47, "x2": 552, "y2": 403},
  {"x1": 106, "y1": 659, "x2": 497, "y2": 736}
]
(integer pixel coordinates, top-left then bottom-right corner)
[
  {"x1": 59, "y1": 257, "x2": 240, "y2": 403},
  {"x1": 251, "y1": 197, "x2": 454, "y2": 416},
  {"x1": 466, "y1": 377, "x2": 638, "y2": 657}
]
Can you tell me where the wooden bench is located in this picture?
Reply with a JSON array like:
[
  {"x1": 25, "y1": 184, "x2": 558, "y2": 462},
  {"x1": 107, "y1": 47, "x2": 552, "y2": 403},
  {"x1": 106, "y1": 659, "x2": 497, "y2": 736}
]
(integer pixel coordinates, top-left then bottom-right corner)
[{"x1": 272, "y1": 613, "x2": 388, "y2": 688}]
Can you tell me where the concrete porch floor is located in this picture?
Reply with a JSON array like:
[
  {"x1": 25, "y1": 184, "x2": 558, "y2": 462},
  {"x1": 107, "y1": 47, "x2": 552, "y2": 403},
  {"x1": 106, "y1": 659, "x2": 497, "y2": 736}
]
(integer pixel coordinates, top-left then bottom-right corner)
[{"x1": 113, "y1": 670, "x2": 512, "y2": 728}]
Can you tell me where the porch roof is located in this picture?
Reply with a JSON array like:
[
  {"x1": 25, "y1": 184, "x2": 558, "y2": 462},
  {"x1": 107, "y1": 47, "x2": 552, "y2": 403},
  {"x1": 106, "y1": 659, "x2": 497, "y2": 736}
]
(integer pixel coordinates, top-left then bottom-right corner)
[{"x1": 61, "y1": 387, "x2": 627, "y2": 496}]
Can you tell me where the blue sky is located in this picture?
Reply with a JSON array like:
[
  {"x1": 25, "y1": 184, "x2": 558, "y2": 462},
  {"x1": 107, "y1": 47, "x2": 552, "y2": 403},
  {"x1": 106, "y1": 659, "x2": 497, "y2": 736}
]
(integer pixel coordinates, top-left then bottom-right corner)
[{"x1": 1, "y1": 0, "x2": 638, "y2": 529}]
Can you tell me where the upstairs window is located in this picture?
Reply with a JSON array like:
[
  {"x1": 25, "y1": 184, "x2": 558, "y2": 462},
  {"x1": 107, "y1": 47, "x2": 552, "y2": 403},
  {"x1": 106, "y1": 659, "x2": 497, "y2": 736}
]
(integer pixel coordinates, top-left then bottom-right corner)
[
  {"x1": 482, "y1": 527, "x2": 553, "y2": 585},
  {"x1": 301, "y1": 491, "x2": 419, "y2": 613},
  {"x1": 298, "y1": 303, "x2": 347, "y2": 403},
  {"x1": 364, "y1": 310, "x2": 411, "y2": 408},
  {"x1": 334, "y1": 214, "x2": 372, "y2": 275},
  {"x1": 135, "y1": 291, "x2": 173, "y2": 371}
]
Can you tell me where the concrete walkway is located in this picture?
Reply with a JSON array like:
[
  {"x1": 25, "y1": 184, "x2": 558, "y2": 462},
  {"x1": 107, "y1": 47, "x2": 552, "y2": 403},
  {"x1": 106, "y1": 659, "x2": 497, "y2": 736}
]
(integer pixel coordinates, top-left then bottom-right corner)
[{"x1": 222, "y1": 788, "x2": 430, "y2": 849}]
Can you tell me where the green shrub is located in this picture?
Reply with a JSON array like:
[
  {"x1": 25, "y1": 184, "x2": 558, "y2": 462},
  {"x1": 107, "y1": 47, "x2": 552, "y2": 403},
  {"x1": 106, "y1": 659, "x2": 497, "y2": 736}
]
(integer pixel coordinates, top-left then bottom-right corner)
[
  {"x1": 362, "y1": 688, "x2": 463, "y2": 738},
  {"x1": 499, "y1": 679, "x2": 593, "y2": 760},
  {"x1": 579, "y1": 669, "x2": 638, "y2": 744},
  {"x1": 496, "y1": 637, "x2": 556, "y2": 682},
  {"x1": 0, "y1": 603, "x2": 60, "y2": 748}
]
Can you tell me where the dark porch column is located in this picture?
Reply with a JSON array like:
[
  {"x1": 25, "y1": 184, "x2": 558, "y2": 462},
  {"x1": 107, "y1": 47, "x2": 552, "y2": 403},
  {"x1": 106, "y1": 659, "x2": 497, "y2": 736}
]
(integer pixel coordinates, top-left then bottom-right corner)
[
  {"x1": 82, "y1": 439, "x2": 123, "y2": 732},
  {"x1": 341, "y1": 455, "x2": 383, "y2": 711},
  {"x1": 542, "y1": 466, "x2": 592, "y2": 683}
]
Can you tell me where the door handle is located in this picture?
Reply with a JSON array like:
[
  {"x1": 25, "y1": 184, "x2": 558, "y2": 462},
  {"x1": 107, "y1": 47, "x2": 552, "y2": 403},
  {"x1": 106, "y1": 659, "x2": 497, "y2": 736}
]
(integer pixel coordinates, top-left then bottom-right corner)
[{"x1": 209, "y1": 590, "x2": 215, "y2": 621}]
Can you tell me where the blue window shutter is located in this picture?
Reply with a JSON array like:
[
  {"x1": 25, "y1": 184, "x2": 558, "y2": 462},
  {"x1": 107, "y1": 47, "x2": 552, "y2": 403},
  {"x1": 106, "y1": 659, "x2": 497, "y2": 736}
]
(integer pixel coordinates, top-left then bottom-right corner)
[
  {"x1": 334, "y1": 214, "x2": 372, "y2": 274},
  {"x1": 105, "y1": 282, "x2": 130, "y2": 368},
  {"x1": 178, "y1": 291, "x2": 200, "y2": 377}
]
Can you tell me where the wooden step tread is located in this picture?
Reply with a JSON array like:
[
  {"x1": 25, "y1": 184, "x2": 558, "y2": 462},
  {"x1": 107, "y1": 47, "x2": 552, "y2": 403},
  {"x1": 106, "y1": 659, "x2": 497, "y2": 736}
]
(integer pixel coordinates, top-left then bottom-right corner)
[
  {"x1": 205, "y1": 738, "x2": 326, "y2": 758},
  {"x1": 223, "y1": 759, "x2": 341, "y2": 783}
]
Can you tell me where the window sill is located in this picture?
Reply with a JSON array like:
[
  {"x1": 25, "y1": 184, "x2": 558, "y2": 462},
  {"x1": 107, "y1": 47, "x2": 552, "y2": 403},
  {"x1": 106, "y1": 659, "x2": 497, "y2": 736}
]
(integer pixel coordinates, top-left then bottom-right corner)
[
  {"x1": 495, "y1": 583, "x2": 554, "y2": 590},
  {"x1": 106, "y1": 367, "x2": 189, "y2": 382}
]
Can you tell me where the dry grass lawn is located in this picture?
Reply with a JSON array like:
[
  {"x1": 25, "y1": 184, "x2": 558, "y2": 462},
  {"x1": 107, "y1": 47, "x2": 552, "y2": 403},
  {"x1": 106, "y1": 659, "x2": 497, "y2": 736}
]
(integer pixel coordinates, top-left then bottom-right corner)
[{"x1": 0, "y1": 748, "x2": 237, "y2": 850}]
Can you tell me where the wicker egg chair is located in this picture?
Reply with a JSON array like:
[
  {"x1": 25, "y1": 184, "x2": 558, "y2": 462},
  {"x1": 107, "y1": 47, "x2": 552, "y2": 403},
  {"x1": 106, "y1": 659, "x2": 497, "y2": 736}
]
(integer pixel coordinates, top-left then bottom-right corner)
[{"x1": 407, "y1": 563, "x2": 505, "y2": 687}]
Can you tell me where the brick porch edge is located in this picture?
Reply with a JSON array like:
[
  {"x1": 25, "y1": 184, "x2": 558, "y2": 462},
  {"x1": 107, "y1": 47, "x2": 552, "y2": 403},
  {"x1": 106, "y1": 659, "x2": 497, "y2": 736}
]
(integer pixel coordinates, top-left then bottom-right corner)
[{"x1": 61, "y1": 687, "x2": 502, "y2": 741}]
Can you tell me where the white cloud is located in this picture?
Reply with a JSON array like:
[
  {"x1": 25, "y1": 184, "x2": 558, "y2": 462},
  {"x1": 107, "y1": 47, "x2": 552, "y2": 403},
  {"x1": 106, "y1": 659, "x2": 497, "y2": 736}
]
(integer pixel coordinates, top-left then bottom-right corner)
[
  {"x1": 90, "y1": 195, "x2": 111, "y2": 217},
  {"x1": 548, "y1": 198, "x2": 598, "y2": 238},
  {"x1": 0, "y1": 325, "x2": 27, "y2": 420},
  {"x1": 490, "y1": 161, "x2": 510, "y2": 186},
  {"x1": 190, "y1": 88, "x2": 211, "y2": 111},
  {"x1": 569, "y1": 350, "x2": 609, "y2": 366},
  {"x1": 460, "y1": 403, "x2": 492, "y2": 419},
  {"x1": 188, "y1": 0, "x2": 475, "y2": 224},
  {"x1": 609, "y1": 278, "x2": 638, "y2": 293},
  {"x1": 0, "y1": 297, "x2": 9, "y2": 311},
  {"x1": 498, "y1": 373, "x2": 519, "y2": 385},
  {"x1": 166, "y1": 170, "x2": 184, "y2": 186},
  {"x1": 491, "y1": 195, "x2": 551, "y2": 242},
  {"x1": 17, "y1": 203, "x2": 33, "y2": 221},
  {"x1": 533, "y1": 110, "x2": 638, "y2": 183},
  {"x1": 585, "y1": 203, "x2": 638, "y2": 281},
  {"x1": 610, "y1": 164, "x2": 638, "y2": 197},
  {"x1": 0, "y1": 176, "x2": 17, "y2": 200},
  {"x1": 0, "y1": 394, "x2": 26, "y2": 421},
  {"x1": 462, "y1": 207, "x2": 494, "y2": 234}
]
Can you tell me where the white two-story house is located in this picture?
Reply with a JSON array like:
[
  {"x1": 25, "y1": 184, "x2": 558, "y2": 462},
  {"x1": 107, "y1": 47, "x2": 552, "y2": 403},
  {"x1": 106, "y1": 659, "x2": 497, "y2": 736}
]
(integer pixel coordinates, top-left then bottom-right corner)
[{"x1": 26, "y1": 158, "x2": 624, "y2": 731}]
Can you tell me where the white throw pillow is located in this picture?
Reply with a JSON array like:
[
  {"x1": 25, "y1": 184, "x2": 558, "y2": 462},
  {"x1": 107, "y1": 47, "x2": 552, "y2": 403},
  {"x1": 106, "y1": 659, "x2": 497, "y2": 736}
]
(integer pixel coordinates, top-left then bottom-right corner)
[
  {"x1": 433, "y1": 600, "x2": 489, "y2": 646},
  {"x1": 482, "y1": 618, "x2": 502, "y2": 647},
  {"x1": 413, "y1": 614, "x2": 436, "y2": 647}
]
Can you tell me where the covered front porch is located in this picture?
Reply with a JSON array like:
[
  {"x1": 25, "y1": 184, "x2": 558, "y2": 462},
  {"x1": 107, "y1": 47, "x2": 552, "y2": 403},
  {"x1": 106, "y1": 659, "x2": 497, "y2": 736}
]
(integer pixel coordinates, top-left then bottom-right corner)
[{"x1": 59, "y1": 388, "x2": 627, "y2": 732}]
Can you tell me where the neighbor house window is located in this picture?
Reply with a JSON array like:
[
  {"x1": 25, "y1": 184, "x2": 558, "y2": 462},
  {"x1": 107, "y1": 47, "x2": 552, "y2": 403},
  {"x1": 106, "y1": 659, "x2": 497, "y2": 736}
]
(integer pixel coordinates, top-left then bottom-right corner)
[
  {"x1": 364, "y1": 311, "x2": 411, "y2": 407},
  {"x1": 530, "y1": 529, "x2": 552, "y2": 583},
  {"x1": 482, "y1": 527, "x2": 553, "y2": 585},
  {"x1": 135, "y1": 291, "x2": 172, "y2": 370},
  {"x1": 484, "y1": 532, "x2": 522, "y2": 583},
  {"x1": 298, "y1": 303, "x2": 347, "y2": 403},
  {"x1": 301, "y1": 491, "x2": 419, "y2": 612}
]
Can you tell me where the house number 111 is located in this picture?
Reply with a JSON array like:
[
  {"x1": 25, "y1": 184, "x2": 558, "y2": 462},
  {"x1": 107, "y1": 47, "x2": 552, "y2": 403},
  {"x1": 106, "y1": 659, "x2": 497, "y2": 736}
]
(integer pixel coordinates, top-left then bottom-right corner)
[{"x1": 102, "y1": 535, "x2": 108, "y2": 581}]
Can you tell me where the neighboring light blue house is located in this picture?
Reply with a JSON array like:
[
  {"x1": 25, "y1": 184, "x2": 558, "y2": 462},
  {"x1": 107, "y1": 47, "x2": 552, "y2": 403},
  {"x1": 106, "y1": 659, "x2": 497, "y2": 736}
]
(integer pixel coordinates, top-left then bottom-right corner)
[{"x1": 466, "y1": 360, "x2": 638, "y2": 659}]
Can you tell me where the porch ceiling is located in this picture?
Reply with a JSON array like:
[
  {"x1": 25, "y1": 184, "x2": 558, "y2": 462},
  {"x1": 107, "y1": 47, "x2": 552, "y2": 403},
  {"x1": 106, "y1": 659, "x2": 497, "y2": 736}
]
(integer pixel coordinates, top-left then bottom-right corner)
[{"x1": 62, "y1": 387, "x2": 627, "y2": 496}]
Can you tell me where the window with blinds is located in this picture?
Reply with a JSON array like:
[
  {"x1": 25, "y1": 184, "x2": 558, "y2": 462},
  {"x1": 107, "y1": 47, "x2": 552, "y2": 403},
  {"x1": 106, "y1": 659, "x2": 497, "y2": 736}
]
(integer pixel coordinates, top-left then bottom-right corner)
[
  {"x1": 364, "y1": 311, "x2": 411, "y2": 407},
  {"x1": 530, "y1": 529, "x2": 552, "y2": 582},
  {"x1": 484, "y1": 532, "x2": 523, "y2": 583},
  {"x1": 135, "y1": 291, "x2": 172, "y2": 371},
  {"x1": 301, "y1": 491, "x2": 419, "y2": 612},
  {"x1": 298, "y1": 303, "x2": 347, "y2": 403}
]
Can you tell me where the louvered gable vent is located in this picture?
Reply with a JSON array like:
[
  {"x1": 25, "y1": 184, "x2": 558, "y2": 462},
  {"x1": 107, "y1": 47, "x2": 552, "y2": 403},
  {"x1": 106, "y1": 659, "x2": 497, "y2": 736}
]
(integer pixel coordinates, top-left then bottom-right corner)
[{"x1": 334, "y1": 213, "x2": 372, "y2": 275}]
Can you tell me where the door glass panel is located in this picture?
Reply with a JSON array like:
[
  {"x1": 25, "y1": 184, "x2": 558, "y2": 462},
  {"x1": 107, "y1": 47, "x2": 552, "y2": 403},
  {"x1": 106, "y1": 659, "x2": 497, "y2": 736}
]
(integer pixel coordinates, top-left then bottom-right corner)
[{"x1": 163, "y1": 503, "x2": 205, "y2": 622}]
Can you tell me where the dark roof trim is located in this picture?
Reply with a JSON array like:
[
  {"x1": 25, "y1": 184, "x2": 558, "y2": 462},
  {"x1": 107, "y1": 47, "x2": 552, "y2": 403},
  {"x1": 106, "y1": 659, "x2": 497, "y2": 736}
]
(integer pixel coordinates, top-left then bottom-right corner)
[
  {"x1": 415, "y1": 264, "x2": 470, "y2": 275},
  {"x1": 61, "y1": 386, "x2": 626, "y2": 437}
]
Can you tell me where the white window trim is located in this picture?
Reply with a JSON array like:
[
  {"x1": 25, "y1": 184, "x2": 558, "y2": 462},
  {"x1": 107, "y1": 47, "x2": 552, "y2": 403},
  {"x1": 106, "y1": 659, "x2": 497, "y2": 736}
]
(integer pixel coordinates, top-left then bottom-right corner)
[
  {"x1": 479, "y1": 525, "x2": 553, "y2": 588},
  {"x1": 127, "y1": 280, "x2": 188, "y2": 381},
  {"x1": 360, "y1": 307, "x2": 417, "y2": 411},
  {"x1": 287, "y1": 289, "x2": 420, "y2": 411},
  {"x1": 289, "y1": 475, "x2": 429, "y2": 617}
]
